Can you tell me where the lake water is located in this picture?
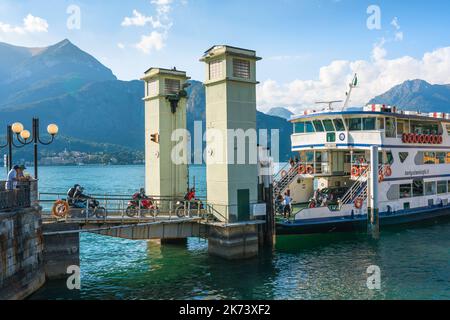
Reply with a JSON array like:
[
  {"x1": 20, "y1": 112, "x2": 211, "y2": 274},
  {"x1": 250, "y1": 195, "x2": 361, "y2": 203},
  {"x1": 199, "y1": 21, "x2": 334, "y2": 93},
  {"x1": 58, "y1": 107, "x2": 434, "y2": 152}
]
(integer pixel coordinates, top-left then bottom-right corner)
[{"x1": 29, "y1": 165, "x2": 450, "y2": 300}]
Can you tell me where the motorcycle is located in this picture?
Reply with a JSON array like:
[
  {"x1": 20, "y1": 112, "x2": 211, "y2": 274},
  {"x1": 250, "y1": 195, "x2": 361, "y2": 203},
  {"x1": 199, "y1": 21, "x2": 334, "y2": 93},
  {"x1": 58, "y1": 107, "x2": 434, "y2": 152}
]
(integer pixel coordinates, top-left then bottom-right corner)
[
  {"x1": 126, "y1": 191, "x2": 159, "y2": 217},
  {"x1": 52, "y1": 185, "x2": 106, "y2": 219},
  {"x1": 175, "y1": 199, "x2": 203, "y2": 218}
]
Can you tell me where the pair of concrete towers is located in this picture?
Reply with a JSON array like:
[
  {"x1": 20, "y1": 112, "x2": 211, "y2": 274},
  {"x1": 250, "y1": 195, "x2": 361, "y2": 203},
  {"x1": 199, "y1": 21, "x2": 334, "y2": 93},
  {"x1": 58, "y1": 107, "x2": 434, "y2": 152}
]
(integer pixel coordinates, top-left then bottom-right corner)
[{"x1": 141, "y1": 45, "x2": 261, "y2": 222}]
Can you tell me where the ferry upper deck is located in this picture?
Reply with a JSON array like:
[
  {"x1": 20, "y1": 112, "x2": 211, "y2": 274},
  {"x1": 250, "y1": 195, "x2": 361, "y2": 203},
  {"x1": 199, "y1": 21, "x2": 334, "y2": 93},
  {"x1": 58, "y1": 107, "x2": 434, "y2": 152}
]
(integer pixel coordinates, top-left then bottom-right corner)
[{"x1": 290, "y1": 104, "x2": 450, "y2": 152}]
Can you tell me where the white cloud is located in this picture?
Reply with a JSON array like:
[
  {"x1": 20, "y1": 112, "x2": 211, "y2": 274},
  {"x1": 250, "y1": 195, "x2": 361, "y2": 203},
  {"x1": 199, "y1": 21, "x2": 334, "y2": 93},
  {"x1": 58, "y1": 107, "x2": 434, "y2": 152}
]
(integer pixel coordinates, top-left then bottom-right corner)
[
  {"x1": 391, "y1": 17, "x2": 400, "y2": 30},
  {"x1": 0, "y1": 14, "x2": 48, "y2": 34},
  {"x1": 122, "y1": 0, "x2": 178, "y2": 54},
  {"x1": 121, "y1": 10, "x2": 152, "y2": 27},
  {"x1": 117, "y1": 42, "x2": 125, "y2": 49},
  {"x1": 256, "y1": 45, "x2": 450, "y2": 113},
  {"x1": 136, "y1": 31, "x2": 165, "y2": 54}
]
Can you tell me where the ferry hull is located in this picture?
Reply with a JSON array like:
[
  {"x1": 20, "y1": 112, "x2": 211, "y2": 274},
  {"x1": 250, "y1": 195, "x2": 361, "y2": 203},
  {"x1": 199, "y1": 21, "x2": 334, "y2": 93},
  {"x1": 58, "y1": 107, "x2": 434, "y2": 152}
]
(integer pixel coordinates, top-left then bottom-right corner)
[{"x1": 276, "y1": 205, "x2": 450, "y2": 235}]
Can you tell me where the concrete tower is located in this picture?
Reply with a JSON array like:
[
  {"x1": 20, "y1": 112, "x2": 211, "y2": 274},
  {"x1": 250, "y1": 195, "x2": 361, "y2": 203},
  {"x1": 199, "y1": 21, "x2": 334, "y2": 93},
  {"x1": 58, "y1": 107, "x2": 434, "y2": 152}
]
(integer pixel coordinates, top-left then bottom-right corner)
[
  {"x1": 200, "y1": 45, "x2": 261, "y2": 222},
  {"x1": 141, "y1": 68, "x2": 190, "y2": 199}
]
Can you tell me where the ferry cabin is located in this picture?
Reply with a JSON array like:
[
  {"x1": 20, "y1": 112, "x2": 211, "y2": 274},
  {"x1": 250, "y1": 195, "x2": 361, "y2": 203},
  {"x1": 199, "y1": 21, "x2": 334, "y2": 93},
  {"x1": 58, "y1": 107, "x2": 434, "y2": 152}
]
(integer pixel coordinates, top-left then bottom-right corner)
[{"x1": 283, "y1": 105, "x2": 450, "y2": 221}]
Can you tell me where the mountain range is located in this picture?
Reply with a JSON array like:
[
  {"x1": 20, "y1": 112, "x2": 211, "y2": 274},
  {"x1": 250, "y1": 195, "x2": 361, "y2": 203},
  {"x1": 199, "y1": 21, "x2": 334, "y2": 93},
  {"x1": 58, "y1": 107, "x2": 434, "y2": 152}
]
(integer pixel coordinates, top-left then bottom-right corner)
[
  {"x1": 369, "y1": 79, "x2": 450, "y2": 112},
  {"x1": 0, "y1": 39, "x2": 448, "y2": 163}
]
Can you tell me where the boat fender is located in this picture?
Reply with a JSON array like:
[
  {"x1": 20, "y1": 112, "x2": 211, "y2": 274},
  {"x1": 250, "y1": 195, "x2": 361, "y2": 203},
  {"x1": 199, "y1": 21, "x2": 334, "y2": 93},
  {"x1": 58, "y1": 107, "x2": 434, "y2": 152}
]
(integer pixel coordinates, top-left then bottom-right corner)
[
  {"x1": 425, "y1": 134, "x2": 431, "y2": 144},
  {"x1": 412, "y1": 134, "x2": 418, "y2": 143},
  {"x1": 438, "y1": 135, "x2": 443, "y2": 144}
]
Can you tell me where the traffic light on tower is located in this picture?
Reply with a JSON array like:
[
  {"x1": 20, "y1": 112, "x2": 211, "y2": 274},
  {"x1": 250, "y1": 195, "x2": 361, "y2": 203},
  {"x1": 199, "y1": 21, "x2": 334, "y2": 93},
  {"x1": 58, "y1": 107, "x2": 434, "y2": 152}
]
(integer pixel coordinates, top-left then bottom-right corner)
[{"x1": 150, "y1": 133, "x2": 159, "y2": 143}]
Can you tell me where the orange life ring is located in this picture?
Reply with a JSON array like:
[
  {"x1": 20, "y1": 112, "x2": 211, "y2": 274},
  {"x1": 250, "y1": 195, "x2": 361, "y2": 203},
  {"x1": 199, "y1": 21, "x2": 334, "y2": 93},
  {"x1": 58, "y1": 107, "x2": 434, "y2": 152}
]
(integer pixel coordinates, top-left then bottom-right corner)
[
  {"x1": 384, "y1": 166, "x2": 392, "y2": 177},
  {"x1": 354, "y1": 198, "x2": 363, "y2": 209},
  {"x1": 351, "y1": 166, "x2": 360, "y2": 177},
  {"x1": 418, "y1": 134, "x2": 425, "y2": 144},
  {"x1": 306, "y1": 166, "x2": 314, "y2": 175},
  {"x1": 434, "y1": 135, "x2": 439, "y2": 144},
  {"x1": 281, "y1": 170, "x2": 287, "y2": 178},
  {"x1": 298, "y1": 165, "x2": 306, "y2": 175},
  {"x1": 407, "y1": 133, "x2": 414, "y2": 143},
  {"x1": 52, "y1": 200, "x2": 69, "y2": 218},
  {"x1": 378, "y1": 173, "x2": 384, "y2": 183},
  {"x1": 402, "y1": 133, "x2": 408, "y2": 143},
  {"x1": 438, "y1": 135, "x2": 443, "y2": 144}
]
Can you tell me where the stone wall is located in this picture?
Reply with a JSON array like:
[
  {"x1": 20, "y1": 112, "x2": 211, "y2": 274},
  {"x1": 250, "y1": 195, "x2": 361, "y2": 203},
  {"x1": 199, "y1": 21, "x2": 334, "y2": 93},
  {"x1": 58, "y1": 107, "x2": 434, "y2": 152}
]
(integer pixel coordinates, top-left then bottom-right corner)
[
  {"x1": 0, "y1": 206, "x2": 45, "y2": 300},
  {"x1": 42, "y1": 223, "x2": 80, "y2": 280}
]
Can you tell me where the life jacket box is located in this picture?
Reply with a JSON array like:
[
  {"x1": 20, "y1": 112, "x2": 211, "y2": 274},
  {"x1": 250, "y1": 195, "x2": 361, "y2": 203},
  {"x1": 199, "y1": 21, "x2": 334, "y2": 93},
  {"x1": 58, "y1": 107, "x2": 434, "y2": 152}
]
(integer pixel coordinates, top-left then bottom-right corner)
[
  {"x1": 429, "y1": 112, "x2": 446, "y2": 118},
  {"x1": 364, "y1": 104, "x2": 395, "y2": 112}
]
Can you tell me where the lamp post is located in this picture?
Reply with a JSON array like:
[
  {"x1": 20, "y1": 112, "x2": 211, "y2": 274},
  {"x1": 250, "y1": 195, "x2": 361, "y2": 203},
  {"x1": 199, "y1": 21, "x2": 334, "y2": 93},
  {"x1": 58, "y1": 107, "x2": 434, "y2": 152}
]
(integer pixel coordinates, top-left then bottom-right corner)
[{"x1": 0, "y1": 118, "x2": 58, "y2": 179}]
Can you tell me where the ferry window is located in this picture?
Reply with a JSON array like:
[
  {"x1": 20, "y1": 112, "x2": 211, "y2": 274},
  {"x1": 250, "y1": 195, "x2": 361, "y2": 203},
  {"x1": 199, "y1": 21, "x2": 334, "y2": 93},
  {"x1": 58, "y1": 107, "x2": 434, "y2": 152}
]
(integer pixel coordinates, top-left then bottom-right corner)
[
  {"x1": 327, "y1": 132, "x2": 336, "y2": 143},
  {"x1": 446, "y1": 124, "x2": 450, "y2": 135},
  {"x1": 411, "y1": 121, "x2": 439, "y2": 135},
  {"x1": 397, "y1": 120, "x2": 405, "y2": 135},
  {"x1": 305, "y1": 121, "x2": 315, "y2": 133},
  {"x1": 363, "y1": 118, "x2": 376, "y2": 130},
  {"x1": 323, "y1": 120, "x2": 335, "y2": 132},
  {"x1": 294, "y1": 122, "x2": 305, "y2": 134},
  {"x1": 348, "y1": 118, "x2": 362, "y2": 131},
  {"x1": 404, "y1": 202, "x2": 410, "y2": 210},
  {"x1": 385, "y1": 117, "x2": 396, "y2": 138},
  {"x1": 400, "y1": 184, "x2": 412, "y2": 198},
  {"x1": 305, "y1": 151, "x2": 314, "y2": 163},
  {"x1": 399, "y1": 152, "x2": 409, "y2": 163},
  {"x1": 425, "y1": 181, "x2": 436, "y2": 196},
  {"x1": 448, "y1": 180, "x2": 450, "y2": 193},
  {"x1": 386, "y1": 151, "x2": 394, "y2": 165},
  {"x1": 424, "y1": 152, "x2": 436, "y2": 164},
  {"x1": 437, "y1": 181, "x2": 447, "y2": 194},
  {"x1": 313, "y1": 120, "x2": 325, "y2": 132},
  {"x1": 436, "y1": 152, "x2": 446, "y2": 164},
  {"x1": 333, "y1": 119, "x2": 345, "y2": 131},
  {"x1": 377, "y1": 118, "x2": 385, "y2": 130},
  {"x1": 413, "y1": 180, "x2": 424, "y2": 197}
]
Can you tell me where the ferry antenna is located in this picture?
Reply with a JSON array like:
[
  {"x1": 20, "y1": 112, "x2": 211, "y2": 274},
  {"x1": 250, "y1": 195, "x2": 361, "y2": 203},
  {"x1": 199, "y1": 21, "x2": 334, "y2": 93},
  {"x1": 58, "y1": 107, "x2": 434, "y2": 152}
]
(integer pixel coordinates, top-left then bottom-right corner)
[{"x1": 315, "y1": 100, "x2": 343, "y2": 111}]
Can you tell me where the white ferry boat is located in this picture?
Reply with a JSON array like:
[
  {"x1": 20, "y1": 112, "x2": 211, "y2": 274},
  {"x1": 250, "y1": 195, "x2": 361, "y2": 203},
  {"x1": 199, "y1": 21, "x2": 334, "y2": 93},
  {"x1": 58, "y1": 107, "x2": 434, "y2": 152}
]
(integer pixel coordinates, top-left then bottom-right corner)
[{"x1": 276, "y1": 86, "x2": 450, "y2": 234}]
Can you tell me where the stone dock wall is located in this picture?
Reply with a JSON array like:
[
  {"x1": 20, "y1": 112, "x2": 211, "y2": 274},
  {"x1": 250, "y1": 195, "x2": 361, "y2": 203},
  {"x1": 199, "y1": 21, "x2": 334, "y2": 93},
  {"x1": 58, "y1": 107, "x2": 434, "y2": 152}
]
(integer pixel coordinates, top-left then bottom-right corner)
[{"x1": 0, "y1": 206, "x2": 45, "y2": 300}]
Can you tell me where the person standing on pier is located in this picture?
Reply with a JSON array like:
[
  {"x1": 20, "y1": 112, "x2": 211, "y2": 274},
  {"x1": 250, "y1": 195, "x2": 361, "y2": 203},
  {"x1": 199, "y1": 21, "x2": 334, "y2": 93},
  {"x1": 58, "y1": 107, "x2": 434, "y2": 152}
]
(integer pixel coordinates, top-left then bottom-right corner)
[{"x1": 283, "y1": 192, "x2": 292, "y2": 218}]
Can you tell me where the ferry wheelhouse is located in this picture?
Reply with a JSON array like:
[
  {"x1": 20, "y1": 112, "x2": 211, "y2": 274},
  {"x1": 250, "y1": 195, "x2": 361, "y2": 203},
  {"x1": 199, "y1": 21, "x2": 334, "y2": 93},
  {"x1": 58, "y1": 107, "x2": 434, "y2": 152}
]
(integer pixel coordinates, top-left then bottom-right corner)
[{"x1": 276, "y1": 104, "x2": 450, "y2": 234}]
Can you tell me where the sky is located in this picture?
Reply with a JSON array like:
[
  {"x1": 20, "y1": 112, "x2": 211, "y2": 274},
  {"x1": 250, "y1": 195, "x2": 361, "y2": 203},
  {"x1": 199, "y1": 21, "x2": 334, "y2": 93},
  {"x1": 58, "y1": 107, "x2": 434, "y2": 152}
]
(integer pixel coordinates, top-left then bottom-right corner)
[{"x1": 1, "y1": 0, "x2": 450, "y2": 113}]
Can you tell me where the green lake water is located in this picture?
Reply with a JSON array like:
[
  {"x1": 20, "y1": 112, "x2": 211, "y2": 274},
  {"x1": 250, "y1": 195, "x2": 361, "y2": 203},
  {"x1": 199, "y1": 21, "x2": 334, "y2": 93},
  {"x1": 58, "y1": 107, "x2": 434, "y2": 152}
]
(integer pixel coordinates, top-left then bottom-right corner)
[{"x1": 29, "y1": 165, "x2": 450, "y2": 300}]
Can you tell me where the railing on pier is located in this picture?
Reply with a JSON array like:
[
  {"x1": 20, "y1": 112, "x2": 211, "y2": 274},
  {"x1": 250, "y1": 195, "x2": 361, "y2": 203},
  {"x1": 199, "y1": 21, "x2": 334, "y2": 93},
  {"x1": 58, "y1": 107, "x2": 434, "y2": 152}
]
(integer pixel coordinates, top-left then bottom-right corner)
[
  {"x1": 0, "y1": 180, "x2": 37, "y2": 211},
  {"x1": 38, "y1": 191, "x2": 265, "y2": 224}
]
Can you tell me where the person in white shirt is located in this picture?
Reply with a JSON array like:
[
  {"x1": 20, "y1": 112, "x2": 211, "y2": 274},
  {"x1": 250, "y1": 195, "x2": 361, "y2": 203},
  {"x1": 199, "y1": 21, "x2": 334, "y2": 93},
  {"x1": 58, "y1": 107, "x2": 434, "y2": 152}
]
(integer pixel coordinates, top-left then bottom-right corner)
[
  {"x1": 283, "y1": 192, "x2": 292, "y2": 218},
  {"x1": 5, "y1": 165, "x2": 20, "y2": 190}
]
